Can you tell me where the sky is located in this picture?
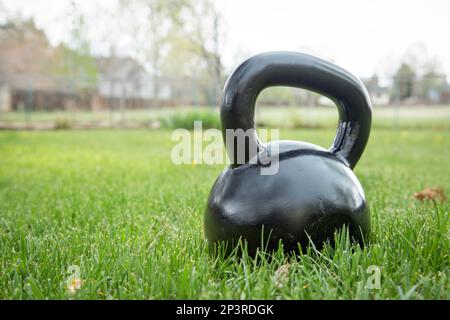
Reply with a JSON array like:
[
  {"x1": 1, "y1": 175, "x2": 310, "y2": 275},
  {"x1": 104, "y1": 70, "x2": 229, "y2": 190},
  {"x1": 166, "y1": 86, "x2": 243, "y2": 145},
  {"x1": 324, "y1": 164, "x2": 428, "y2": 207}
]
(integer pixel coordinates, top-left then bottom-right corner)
[{"x1": 1, "y1": 0, "x2": 450, "y2": 80}]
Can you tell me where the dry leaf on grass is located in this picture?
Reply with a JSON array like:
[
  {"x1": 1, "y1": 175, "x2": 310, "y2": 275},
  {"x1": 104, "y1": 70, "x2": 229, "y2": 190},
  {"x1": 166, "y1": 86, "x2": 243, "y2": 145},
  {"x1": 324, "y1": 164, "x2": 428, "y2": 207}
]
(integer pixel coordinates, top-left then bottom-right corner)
[
  {"x1": 273, "y1": 264, "x2": 291, "y2": 289},
  {"x1": 413, "y1": 187, "x2": 446, "y2": 203}
]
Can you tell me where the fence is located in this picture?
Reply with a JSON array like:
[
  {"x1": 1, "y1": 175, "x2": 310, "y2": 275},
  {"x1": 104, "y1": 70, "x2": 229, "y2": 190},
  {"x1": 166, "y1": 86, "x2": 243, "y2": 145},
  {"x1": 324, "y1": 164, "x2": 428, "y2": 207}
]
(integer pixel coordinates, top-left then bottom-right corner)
[{"x1": 0, "y1": 72, "x2": 449, "y2": 129}]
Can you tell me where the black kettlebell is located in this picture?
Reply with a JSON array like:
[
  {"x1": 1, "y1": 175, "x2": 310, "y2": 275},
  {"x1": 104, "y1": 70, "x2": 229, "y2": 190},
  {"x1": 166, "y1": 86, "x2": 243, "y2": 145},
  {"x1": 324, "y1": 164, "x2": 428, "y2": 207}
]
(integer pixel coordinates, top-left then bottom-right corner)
[{"x1": 204, "y1": 52, "x2": 372, "y2": 255}]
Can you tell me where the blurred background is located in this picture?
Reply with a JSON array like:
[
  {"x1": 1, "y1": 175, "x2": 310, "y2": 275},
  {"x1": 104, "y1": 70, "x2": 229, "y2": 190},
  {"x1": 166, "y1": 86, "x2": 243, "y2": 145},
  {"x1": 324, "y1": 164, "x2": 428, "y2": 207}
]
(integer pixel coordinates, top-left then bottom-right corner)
[
  {"x1": 0, "y1": 0, "x2": 449, "y2": 130},
  {"x1": 1, "y1": 0, "x2": 449, "y2": 301}
]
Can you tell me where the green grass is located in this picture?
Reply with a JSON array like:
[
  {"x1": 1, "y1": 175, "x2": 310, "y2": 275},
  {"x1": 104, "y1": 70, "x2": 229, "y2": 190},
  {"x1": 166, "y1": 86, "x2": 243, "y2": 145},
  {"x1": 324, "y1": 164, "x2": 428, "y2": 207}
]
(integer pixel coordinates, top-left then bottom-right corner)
[{"x1": 0, "y1": 126, "x2": 448, "y2": 299}]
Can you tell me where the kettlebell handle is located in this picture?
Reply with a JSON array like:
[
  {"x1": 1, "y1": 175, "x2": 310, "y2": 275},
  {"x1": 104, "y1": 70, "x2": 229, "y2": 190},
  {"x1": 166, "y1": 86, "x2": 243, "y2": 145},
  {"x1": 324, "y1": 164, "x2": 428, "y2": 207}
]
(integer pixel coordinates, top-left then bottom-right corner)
[{"x1": 220, "y1": 52, "x2": 372, "y2": 169}]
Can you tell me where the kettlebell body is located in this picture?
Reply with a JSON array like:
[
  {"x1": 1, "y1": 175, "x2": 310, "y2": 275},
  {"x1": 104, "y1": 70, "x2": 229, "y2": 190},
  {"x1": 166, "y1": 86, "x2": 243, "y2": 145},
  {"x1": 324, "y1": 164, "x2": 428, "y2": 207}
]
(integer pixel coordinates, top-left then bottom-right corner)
[{"x1": 204, "y1": 52, "x2": 372, "y2": 255}]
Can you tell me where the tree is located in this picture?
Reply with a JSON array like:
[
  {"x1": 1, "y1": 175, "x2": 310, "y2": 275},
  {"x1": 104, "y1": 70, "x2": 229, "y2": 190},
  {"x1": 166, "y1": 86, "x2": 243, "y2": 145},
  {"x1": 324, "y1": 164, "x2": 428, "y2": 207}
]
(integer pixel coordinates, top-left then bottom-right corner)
[
  {"x1": 182, "y1": 0, "x2": 224, "y2": 106},
  {"x1": 390, "y1": 43, "x2": 448, "y2": 104},
  {"x1": 415, "y1": 58, "x2": 447, "y2": 103},
  {"x1": 120, "y1": 0, "x2": 187, "y2": 102},
  {"x1": 54, "y1": 1, "x2": 97, "y2": 88},
  {"x1": 391, "y1": 63, "x2": 416, "y2": 102},
  {"x1": 51, "y1": 44, "x2": 97, "y2": 88}
]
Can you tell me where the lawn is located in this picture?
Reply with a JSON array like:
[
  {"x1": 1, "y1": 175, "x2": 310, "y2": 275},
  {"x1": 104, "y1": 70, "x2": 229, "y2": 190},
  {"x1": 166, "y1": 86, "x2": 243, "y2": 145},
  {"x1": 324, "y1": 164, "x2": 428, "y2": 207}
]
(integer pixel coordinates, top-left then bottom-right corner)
[{"x1": 0, "y1": 125, "x2": 448, "y2": 299}]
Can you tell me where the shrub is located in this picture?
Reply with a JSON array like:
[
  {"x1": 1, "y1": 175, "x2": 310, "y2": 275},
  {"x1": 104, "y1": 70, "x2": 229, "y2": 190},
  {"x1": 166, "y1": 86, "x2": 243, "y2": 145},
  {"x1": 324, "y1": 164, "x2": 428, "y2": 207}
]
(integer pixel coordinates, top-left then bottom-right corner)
[
  {"x1": 256, "y1": 108, "x2": 304, "y2": 129},
  {"x1": 288, "y1": 109, "x2": 304, "y2": 128},
  {"x1": 54, "y1": 117, "x2": 72, "y2": 130},
  {"x1": 160, "y1": 109, "x2": 220, "y2": 130}
]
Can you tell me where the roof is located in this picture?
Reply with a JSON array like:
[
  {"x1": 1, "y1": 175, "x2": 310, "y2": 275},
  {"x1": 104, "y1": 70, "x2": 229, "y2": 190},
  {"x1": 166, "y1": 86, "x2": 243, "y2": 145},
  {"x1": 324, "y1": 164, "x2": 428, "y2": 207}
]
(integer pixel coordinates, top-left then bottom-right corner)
[
  {"x1": 95, "y1": 57, "x2": 148, "y2": 79},
  {"x1": 0, "y1": 23, "x2": 61, "y2": 91}
]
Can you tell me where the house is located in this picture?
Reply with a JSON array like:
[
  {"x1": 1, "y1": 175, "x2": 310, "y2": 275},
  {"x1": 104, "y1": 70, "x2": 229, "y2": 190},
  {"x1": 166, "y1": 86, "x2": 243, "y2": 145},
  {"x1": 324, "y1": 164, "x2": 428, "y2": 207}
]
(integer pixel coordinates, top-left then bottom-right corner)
[
  {"x1": 0, "y1": 21, "x2": 92, "y2": 111},
  {"x1": 363, "y1": 76, "x2": 390, "y2": 106},
  {"x1": 95, "y1": 57, "x2": 171, "y2": 109},
  {"x1": 369, "y1": 86, "x2": 390, "y2": 106},
  {"x1": 0, "y1": 20, "x2": 172, "y2": 112},
  {"x1": 438, "y1": 84, "x2": 450, "y2": 104},
  {"x1": 0, "y1": 83, "x2": 11, "y2": 111}
]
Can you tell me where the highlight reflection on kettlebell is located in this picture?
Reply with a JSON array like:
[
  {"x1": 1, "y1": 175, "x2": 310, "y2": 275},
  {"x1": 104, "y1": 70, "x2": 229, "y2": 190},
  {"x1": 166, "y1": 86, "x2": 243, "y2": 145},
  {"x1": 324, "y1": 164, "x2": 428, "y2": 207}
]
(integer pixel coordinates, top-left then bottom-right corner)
[{"x1": 204, "y1": 52, "x2": 372, "y2": 255}]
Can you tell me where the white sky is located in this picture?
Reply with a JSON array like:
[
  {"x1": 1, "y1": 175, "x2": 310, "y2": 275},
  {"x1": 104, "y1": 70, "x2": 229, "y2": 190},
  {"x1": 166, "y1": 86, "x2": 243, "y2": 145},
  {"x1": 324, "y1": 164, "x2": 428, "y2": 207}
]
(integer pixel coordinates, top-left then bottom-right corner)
[{"x1": 2, "y1": 0, "x2": 450, "y2": 79}]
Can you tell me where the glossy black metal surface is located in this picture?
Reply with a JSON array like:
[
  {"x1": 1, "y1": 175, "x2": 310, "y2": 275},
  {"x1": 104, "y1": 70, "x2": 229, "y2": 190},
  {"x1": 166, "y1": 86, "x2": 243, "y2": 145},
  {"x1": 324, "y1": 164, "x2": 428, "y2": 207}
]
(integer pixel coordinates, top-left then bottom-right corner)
[{"x1": 205, "y1": 52, "x2": 372, "y2": 255}]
